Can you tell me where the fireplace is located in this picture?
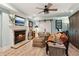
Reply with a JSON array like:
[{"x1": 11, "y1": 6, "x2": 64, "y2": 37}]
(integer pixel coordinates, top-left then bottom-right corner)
[{"x1": 14, "y1": 30, "x2": 26, "y2": 44}]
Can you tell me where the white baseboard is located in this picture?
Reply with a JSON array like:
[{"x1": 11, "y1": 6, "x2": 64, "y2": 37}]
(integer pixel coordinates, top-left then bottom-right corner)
[
  {"x1": 1, "y1": 45, "x2": 11, "y2": 52},
  {"x1": 0, "y1": 40, "x2": 30, "y2": 51}
]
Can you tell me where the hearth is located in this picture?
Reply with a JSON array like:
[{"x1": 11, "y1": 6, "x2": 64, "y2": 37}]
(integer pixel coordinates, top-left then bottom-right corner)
[{"x1": 14, "y1": 30, "x2": 26, "y2": 44}]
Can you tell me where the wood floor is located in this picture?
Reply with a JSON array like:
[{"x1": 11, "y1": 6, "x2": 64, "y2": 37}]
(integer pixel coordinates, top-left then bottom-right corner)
[{"x1": 0, "y1": 40, "x2": 79, "y2": 56}]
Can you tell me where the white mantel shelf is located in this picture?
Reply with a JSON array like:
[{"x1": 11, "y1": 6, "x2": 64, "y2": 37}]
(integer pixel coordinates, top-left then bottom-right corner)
[{"x1": 9, "y1": 25, "x2": 27, "y2": 30}]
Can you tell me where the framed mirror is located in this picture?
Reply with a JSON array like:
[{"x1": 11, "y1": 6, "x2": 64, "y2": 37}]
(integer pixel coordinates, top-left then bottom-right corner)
[{"x1": 29, "y1": 21, "x2": 33, "y2": 27}]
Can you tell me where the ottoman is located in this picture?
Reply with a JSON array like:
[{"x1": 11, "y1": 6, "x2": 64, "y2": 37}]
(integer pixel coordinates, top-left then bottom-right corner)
[{"x1": 33, "y1": 37, "x2": 45, "y2": 48}]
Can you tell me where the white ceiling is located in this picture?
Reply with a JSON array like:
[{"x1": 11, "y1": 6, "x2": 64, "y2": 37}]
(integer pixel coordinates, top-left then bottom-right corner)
[{"x1": 8, "y1": 3, "x2": 79, "y2": 19}]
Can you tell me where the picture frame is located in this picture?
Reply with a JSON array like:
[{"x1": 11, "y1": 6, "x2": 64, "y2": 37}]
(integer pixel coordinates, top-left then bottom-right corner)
[
  {"x1": 29, "y1": 21, "x2": 33, "y2": 27},
  {"x1": 55, "y1": 20, "x2": 62, "y2": 29}
]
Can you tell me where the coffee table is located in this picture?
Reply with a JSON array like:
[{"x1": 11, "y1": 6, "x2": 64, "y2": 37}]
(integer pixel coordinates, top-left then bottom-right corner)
[{"x1": 48, "y1": 42, "x2": 66, "y2": 56}]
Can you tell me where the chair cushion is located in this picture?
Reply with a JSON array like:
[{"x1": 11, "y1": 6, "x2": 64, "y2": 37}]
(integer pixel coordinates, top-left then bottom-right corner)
[
  {"x1": 48, "y1": 34, "x2": 55, "y2": 41},
  {"x1": 60, "y1": 33, "x2": 68, "y2": 43}
]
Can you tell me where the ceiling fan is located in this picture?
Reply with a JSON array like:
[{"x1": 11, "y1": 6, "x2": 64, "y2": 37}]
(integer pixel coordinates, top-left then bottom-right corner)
[{"x1": 36, "y1": 3, "x2": 57, "y2": 14}]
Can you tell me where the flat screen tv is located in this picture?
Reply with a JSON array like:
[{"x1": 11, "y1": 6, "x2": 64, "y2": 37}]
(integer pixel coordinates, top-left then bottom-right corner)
[{"x1": 15, "y1": 15, "x2": 25, "y2": 26}]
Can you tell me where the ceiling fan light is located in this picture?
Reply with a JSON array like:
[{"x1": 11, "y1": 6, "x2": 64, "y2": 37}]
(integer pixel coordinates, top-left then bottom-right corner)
[
  {"x1": 35, "y1": 25, "x2": 38, "y2": 28},
  {"x1": 44, "y1": 11, "x2": 49, "y2": 14}
]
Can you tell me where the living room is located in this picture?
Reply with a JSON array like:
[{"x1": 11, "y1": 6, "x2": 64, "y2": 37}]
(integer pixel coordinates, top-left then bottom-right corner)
[{"x1": 0, "y1": 3, "x2": 79, "y2": 56}]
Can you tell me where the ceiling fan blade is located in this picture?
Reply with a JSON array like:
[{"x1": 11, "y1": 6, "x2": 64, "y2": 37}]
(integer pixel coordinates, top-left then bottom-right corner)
[
  {"x1": 38, "y1": 11, "x2": 44, "y2": 14},
  {"x1": 36, "y1": 7, "x2": 44, "y2": 10},
  {"x1": 47, "y1": 3, "x2": 52, "y2": 8},
  {"x1": 49, "y1": 9, "x2": 57, "y2": 11}
]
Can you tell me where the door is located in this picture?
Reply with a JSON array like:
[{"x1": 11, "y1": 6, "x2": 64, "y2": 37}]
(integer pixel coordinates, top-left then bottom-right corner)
[
  {"x1": 69, "y1": 16, "x2": 72, "y2": 42},
  {"x1": 75, "y1": 12, "x2": 79, "y2": 48}
]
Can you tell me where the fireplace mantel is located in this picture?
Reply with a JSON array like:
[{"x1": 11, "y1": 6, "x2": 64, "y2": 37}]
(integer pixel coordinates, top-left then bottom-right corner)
[{"x1": 9, "y1": 25, "x2": 29, "y2": 49}]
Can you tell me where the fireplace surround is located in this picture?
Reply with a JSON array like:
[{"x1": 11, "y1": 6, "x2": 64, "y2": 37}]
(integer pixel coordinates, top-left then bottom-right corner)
[{"x1": 14, "y1": 30, "x2": 26, "y2": 44}]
